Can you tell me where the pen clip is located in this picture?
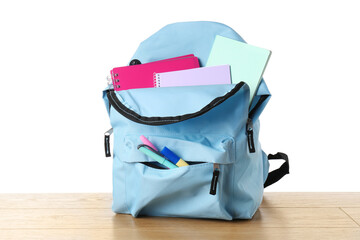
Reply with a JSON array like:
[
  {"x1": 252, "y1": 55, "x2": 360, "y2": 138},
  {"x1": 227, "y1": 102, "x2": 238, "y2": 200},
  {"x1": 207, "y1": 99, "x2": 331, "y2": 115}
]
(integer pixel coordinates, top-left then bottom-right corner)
[{"x1": 137, "y1": 144, "x2": 165, "y2": 157}]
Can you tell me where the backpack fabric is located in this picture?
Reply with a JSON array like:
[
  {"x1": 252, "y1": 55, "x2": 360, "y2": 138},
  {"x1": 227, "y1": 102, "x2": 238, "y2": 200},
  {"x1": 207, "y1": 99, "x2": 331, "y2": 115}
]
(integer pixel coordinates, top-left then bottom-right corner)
[{"x1": 103, "y1": 21, "x2": 289, "y2": 220}]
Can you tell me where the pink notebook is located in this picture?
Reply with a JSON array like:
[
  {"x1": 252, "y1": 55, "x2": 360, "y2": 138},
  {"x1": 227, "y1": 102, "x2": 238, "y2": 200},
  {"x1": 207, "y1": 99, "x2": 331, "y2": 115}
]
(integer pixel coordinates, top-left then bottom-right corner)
[
  {"x1": 154, "y1": 65, "x2": 231, "y2": 88},
  {"x1": 111, "y1": 55, "x2": 199, "y2": 91}
]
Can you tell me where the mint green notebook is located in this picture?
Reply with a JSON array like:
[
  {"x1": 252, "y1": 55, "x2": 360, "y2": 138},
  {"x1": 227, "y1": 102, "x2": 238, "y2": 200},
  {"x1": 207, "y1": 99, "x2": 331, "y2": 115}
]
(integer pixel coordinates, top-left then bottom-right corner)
[{"x1": 206, "y1": 35, "x2": 271, "y2": 105}]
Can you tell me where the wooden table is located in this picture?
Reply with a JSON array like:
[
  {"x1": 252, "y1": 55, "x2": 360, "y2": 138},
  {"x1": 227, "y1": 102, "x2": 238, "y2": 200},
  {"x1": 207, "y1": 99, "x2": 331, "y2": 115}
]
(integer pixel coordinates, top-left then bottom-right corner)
[{"x1": 1, "y1": 193, "x2": 360, "y2": 239}]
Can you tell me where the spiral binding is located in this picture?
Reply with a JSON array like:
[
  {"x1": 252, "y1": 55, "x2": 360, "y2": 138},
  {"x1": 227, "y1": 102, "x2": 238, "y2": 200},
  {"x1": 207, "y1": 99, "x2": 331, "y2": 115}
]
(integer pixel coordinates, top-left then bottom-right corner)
[
  {"x1": 111, "y1": 72, "x2": 120, "y2": 90},
  {"x1": 153, "y1": 72, "x2": 160, "y2": 87}
]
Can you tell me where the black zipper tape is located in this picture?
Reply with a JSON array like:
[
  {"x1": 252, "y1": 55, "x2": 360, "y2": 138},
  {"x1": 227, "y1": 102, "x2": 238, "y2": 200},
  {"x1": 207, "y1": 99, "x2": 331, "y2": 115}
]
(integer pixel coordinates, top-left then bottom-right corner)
[
  {"x1": 249, "y1": 95, "x2": 269, "y2": 119},
  {"x1": 106, "y1": 82, "x2": 245, "y2": 126},
  {"x1": 141, "y1": 162, "x2": 167, "y2": 169}
]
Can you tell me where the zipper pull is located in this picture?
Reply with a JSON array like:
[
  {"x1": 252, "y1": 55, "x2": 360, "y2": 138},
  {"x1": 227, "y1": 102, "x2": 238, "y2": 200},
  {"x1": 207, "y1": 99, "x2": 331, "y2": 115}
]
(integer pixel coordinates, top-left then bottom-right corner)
[
  {"x1": 210, "y1": 163, "x2": 220, "y2": 195},
  {"x1": 104, "y1": 128, "x2": 113, "y2": 157},
  {"x1": 246, "y1": 118, "x2": 255, "y2": 153}
]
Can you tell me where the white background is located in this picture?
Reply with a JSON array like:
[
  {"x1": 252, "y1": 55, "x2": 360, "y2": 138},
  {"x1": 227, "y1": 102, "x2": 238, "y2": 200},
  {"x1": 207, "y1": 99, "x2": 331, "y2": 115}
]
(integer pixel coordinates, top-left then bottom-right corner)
[{"x1": 0, "y1": 0, "x2": 359, "y2": 193}]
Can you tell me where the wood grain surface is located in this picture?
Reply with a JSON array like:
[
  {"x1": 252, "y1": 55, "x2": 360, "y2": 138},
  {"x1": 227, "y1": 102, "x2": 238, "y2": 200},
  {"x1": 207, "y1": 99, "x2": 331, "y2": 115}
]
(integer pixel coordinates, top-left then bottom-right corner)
[{"x1": 0, "y1": 193, "x2": 359, "y2": 239}]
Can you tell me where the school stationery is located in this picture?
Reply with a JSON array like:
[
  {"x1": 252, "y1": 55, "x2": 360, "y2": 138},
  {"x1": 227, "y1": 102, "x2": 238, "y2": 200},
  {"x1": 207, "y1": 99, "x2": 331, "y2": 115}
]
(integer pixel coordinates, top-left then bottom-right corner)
[
  {"x1": 160, "y1": 147, "x2": 189, "y2": 167},
  {"x1": 139, "y1": 135, "x2": 158, "y2": 151},
  {"x1": 111, "y1": 55, "x2": 199, "y2": 91},
  {"x1": 137, "y1": 144, "x2": 178, "y2": 169},
  {"x1": 154, "y1": 65, "x2": 231, "y2": 88},
  {"x1": 206, "y1": 35, "x2": 271, "y2": 105},
  {"x1": 107, "y1": 55, "x2": 196, "y2": 86}
]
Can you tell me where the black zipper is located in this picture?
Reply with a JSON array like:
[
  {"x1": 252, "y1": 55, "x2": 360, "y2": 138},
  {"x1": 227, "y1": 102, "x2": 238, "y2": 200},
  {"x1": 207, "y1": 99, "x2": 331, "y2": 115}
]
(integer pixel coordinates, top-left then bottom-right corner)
[
  {"x1": 246, "y1": 118, "x2": 255, "y2": 153},
  {"x1": 210, "y1": 163, "x2": 220, "y2": 195},
  {"x1": 104, "y1": 128, "x2": 113, "y2": 157},
  {"x1": 106, "y1": 82, "x2": 245, "y2": 126}
]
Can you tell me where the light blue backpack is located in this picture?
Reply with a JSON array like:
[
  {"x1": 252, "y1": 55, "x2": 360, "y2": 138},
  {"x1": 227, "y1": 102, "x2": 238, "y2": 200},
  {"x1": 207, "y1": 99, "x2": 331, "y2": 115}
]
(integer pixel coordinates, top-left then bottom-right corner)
[{"x1": 103, "y1": 21, "x2": 289, "y2": 220}]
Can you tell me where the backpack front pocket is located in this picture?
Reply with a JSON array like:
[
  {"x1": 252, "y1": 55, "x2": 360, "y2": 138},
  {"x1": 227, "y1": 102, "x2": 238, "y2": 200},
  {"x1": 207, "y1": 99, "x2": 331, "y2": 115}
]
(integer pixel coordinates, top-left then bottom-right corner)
[
  {"x1": 106, "y1": 83, "x2": 249, "y2": 220},
  {"x1": 120, "y1": 134, "x2": 235, "y2": 220}
]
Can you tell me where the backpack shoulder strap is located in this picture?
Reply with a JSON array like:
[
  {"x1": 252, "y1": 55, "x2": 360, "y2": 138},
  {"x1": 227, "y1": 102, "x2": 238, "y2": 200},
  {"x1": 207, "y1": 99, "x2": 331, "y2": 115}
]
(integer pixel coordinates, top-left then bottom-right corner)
[{"x1": 264, "y1": 152, "x2": 290, "y2": 188}]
